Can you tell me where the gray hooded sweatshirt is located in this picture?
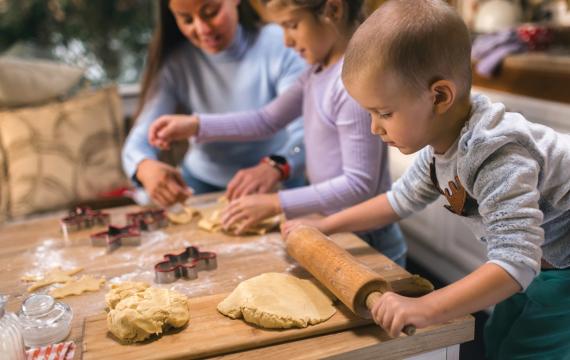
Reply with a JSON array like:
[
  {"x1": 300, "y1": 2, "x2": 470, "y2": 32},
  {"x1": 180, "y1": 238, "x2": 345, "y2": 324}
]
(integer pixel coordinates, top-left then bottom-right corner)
[{"x1": 387, "y1": 94, "x2": 570, "y2": 290}]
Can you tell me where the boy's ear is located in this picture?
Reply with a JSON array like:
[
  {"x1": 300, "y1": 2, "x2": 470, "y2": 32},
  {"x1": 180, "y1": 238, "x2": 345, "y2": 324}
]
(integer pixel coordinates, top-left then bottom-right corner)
[
  {"x1": 430, "y1": 80, "x2": 456, "y2": 114},
  {"x1": 322, "y1": 0, "x2": 343, "y2": 23}
]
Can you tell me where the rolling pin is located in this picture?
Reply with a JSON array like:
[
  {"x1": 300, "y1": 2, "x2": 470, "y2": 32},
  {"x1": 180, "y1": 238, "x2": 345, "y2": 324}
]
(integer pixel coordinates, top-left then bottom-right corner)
[{"x1": 286, "y1": 226, "x2": 416, "y2": 336}]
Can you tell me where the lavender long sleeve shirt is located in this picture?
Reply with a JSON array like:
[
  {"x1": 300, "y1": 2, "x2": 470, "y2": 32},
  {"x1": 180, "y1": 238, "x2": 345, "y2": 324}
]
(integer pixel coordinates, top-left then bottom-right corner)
[{"x1": 198, "y1": 60, "x2": 392, "y2": 218}]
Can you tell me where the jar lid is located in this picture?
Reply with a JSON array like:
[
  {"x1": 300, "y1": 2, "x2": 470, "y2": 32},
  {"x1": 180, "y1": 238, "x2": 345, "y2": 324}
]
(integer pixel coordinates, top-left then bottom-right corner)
[
  {"x1": 18, "y1": 295, "x2": 73, "y2": 347},
  {"x1": 22, "y1": 295, "x2": 55, "y2": 317}
]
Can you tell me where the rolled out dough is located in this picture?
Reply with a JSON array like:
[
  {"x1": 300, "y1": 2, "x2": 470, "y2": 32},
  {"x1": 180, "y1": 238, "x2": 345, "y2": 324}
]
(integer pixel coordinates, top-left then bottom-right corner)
[
  {"x1": 106, "y1": 282, "x2": 190, "y2": 343},
  {"x1": 50, "y1": 275, "x2": 105, "y2": 298},
  {"x1": 217, "y1": 273, "x2": 336, "y2": 329}
]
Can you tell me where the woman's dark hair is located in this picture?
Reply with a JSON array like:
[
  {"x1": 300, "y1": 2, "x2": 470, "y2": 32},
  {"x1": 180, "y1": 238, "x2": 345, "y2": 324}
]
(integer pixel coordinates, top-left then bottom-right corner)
[
  {"x1": 260, "y1": 0, "x2": 365, "y2": 24},
  {"x1": 135, "y1": 0, "x2": 261, "y2": 118}
]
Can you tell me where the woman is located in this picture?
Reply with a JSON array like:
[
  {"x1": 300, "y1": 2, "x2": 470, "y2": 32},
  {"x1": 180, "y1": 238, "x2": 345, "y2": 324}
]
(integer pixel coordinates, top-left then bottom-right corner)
[{"x1": 122, "y1": 0, "x2": 306, "y2": 207}]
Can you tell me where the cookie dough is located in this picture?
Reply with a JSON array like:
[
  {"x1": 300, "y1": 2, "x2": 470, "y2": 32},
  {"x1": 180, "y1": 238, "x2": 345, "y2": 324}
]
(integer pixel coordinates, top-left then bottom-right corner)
[
  {"x1": 198, "y1": 198, "x2": 281, "y2": 235},
  {"x1": 23, "y1": 267, "x2": 83, "y2": 292},
  {"x1": 50, "y1": 275, "x2": 105, "y2": 298},
  {"x1": 106, "y1": 282, "x2": 190, "y2": 343},
  {"x1": 217, "y1": 273, "x2": 336, "y2": 329},
  {"x1": 167, "y1": 206, "x2": 200, "y2": 225},
  {"x1": 105, "y1": 282, "x2": 150, "y2": 309}
]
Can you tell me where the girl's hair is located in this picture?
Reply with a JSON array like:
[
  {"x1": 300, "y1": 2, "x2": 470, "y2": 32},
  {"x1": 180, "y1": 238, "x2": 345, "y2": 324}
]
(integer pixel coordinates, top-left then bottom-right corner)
[
  {"x1": 135, "y1": 0, "x2": 261, "y2": 119},
  {"x1": 260, "y1": 0, "x2": 365, "y2": 25}
]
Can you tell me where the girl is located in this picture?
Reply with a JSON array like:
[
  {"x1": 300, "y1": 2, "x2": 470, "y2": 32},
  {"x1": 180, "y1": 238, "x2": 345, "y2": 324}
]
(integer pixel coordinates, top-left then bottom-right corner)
[
  {"x1": 122, "y1": 0, "x2": 307, "y2": 207},
  {"x1": 148, "y1": 0, "x2": 407, "y2": 265}
]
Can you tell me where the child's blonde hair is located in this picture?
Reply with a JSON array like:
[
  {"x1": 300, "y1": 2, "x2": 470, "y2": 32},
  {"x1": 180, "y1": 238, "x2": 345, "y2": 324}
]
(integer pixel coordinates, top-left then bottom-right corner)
[
  {"x1": 343, "y1": 0, "x2": 472, "y2": 99},
  {"x1": 261, "y1": 0, "x2": 365, "y2": 25}
]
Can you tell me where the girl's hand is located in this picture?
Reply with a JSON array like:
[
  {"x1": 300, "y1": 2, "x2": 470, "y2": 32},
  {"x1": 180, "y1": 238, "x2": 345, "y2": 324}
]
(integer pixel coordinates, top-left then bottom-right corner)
[
  {"x1": 135, "y1": 159, "x2": 193, "y2": 207},
  {"x1": 370, "y1": 292, "x2": 435, "y2": 338},
  {"x1": 280, "y1": 217, "x2": 328, "y2": 239},
  {"x1": 226, "y1": 162, "x2": 281, "y2": 201},
  {"x1": 148, "y1": 114, "x2": 199, "y2": 150},
  {"x1": 221, "y1": 194, "x2": 282, "y2": 235}
]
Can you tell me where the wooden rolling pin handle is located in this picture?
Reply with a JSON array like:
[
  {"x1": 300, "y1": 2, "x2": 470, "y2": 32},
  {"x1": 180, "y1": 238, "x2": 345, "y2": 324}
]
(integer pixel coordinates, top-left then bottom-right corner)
[{"x1": 365, "y1": 291, "x2": 416, "y2": 336}]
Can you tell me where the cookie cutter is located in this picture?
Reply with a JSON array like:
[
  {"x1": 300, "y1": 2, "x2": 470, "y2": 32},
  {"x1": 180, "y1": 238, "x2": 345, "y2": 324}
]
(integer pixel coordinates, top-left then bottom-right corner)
[
  {"x1": 60, "y1": 207, "x2": 110, "y2": 233},
  {"x1": 154, "y1": 246, "x2": 217, "y2": 284},
  {"x1": 90, "y1": 225, "x2": 141, "y2": 253},
  {"x1": 126, "y1": 209, "x2": 168, "y2": 231}
]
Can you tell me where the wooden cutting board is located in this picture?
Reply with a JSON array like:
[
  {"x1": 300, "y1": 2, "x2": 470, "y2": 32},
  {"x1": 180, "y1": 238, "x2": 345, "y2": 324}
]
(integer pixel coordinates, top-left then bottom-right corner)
[{"x1": 82, "y1": 292, "x2": 373, "y2": 360}]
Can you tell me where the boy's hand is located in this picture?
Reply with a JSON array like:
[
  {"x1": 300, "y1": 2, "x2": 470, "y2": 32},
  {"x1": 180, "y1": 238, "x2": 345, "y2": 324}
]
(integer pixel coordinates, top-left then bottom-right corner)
[
  {"x1": 280, "y1": 217, "x2": 328, "y2": 239},
  {"x1": 221, "y1": 194, "x2": 282, "y2": 235},
  {"x1": 136, "y1": 159, "x2": 193, "y2": 207},
  {"x1": 370, "y1": 292, "x2": 434, "y2": 338},
  {"x1": 148, "y1": 114, "x2": 199, "y2": 150},
  {"x1": 226, "y1": 162, "x2": 281, "y2": 201}
]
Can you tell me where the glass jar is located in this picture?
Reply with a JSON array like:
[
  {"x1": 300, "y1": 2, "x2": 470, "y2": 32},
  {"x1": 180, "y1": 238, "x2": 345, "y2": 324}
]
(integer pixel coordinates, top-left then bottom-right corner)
[
  {"x1": 17, "y1": 294, "x2": 73, "y2": 347},
  {"x1": 0, "y1": 295, "x2": 26, "y2": 360}
]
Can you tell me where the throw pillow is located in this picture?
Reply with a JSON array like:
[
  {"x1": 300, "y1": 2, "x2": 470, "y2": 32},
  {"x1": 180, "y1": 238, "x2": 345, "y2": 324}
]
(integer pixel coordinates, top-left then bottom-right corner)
[
  {"x1": 0, "y1": 86, "x2": 128, "y2": 218},
  {"x1": 0, "y1": 57, "x2": 84, "y2": 108}
]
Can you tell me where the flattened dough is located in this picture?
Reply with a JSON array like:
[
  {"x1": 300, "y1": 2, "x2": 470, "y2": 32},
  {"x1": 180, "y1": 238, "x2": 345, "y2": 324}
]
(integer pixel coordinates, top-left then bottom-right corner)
[
  {"x1": 198, "y1": 198, "x2": 281, "y2": 235},
  {"x1": 217, "y1": 273, "x2": 336, "y2": 329},
  {"x1": 106, "y1": 282, "x2": 190, "y2": 343},
  {"x1": 23, "y1": 267, "x2": 83, "y2": 292},
  {"x1": 167, "y1": 206, "x2": 200, "y2": 225},
  {"x1": 50, "y1": 275, "x2": 105, "y2": 298}
]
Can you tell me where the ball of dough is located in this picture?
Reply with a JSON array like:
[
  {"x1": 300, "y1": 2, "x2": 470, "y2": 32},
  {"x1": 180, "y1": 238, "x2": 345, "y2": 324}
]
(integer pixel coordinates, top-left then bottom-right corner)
[
  {"x1": 105, "y1": 282, "x2": 150, "y2": 310},
  {"x1": 106, "y1": 285, "x2": 190, "y2": 343},
  {"x1": 217, "y1": 273, "x2": 336, "y2": 329}
]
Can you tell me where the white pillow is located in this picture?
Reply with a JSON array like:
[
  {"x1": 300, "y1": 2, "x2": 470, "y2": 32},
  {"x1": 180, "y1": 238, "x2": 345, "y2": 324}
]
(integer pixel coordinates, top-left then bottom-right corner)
[{"x1": 0, "y1": 57, "x2": 84, "y2": 108}]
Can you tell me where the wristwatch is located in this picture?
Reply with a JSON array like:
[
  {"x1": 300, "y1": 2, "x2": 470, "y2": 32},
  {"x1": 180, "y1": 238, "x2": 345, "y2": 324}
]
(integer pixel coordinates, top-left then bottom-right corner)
[{"x1": 261, "y1": 155, "x2": 290, "y2": 181}]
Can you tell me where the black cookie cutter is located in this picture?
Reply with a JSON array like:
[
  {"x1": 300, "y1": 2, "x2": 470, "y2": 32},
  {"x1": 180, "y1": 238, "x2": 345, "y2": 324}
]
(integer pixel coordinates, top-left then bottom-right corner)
[
  {"x1": 60, "y1": 206, "x2": 110, "y2": 233},
  {"x1": 154, "y1": 246, "x2": 217, "y2": 284},
  {"x1": 90, "y1": 225, "x2": 141, "y2": 253},
  {"x1": 126, "y1": 209, "x2": 168, "y2": 231}
]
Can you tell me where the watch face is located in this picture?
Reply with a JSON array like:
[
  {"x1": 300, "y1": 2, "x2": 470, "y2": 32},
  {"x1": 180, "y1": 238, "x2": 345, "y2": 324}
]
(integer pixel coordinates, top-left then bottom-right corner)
[{"x1": 269, "y1": 155, "x2": 287, "y2": 165}]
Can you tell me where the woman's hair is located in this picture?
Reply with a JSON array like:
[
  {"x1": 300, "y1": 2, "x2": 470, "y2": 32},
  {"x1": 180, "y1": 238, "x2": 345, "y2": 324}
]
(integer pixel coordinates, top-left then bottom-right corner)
[
  {"x1": 260, "y1": 0, "x2": 365, "y2": 25},
  {"x1": 135, "y1": 0, "x2": 261, "y2": 119}
]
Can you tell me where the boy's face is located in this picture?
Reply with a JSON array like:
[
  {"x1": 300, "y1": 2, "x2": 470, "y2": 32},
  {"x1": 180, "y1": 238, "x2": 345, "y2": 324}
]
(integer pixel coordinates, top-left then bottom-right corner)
[
  {"x1": 344, "y1": 70, "x2": 438, "y2": 155},
  {"x1": 269, "y1": 6, "x2": 337, "y2": 66}
]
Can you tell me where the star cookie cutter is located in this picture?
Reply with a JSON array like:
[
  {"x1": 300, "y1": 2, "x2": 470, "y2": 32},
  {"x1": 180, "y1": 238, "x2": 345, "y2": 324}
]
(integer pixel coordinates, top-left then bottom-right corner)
[
  {"x1": 126, "y1": 209, "x2": 168, "y2": 231},
  {"x1": 154, "y1": 246, "x2": 217, "y2": 284},
  {"x1": 90, "y1": 225, "x2": 141, "y2": 253},
  {"x1": 60, "y1": 206, "x2": 110, "y2": 233}
]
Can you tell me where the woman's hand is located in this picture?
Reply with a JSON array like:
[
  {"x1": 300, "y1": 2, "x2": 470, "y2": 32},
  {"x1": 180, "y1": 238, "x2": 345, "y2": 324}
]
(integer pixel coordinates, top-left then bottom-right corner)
[
  {"x1": 221, "y1": 194, "x2": 281, "y2": 235},
  {"x1": 226, "y1": 162, "x2": 281, "y2": 201},
  {"x1": 280, "y1": 216, "x2": 329, "y2": 239},
  {"x1": 370, "y1": 292, "x2": 435, "y2": 338},
  {"x1": 135, "y1": 159, "x2": 192, "y2": 207},
  {"x1": 148, "y1": 114, "x2": 200, "y2": 150}
]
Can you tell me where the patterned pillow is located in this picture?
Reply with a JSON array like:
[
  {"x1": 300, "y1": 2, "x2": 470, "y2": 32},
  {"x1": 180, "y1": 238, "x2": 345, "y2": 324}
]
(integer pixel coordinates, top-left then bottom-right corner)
[{"x1": 0, "y1": 86, "x2": 128, "y2": 218}]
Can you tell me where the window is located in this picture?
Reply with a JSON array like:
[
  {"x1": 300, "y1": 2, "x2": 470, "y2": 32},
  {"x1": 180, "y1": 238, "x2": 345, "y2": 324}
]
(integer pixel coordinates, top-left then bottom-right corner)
[{"x1": 0, "y1": 0, "x2": 155, "y2": 85}]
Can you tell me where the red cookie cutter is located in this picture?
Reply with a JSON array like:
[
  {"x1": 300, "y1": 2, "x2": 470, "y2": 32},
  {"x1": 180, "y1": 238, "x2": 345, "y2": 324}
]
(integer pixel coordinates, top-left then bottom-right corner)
[
  {"x1": 60, "y1": 207, "x2": 110, "y2": 233},
  {"x1": 126, "y1": 209, "x2": 168, "y2": 231},
  {"x1": 154, "y1": 246, "x2": 217, "y2": 284},
  {"x1": 90, "y1": 225, "x2": 141, "y2": 253}
]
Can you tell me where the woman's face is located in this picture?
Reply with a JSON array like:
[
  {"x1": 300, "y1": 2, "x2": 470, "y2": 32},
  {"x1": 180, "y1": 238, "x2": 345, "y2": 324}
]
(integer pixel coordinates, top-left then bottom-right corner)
[{"x1": 169, "y1": 0, "x2": 240, "y2": 54}]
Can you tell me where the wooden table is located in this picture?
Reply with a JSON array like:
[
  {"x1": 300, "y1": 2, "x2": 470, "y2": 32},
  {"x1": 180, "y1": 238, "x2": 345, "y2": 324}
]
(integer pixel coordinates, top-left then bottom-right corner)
[{"x1": 0, "y1": 193, "x2": 474, "y2": 359}]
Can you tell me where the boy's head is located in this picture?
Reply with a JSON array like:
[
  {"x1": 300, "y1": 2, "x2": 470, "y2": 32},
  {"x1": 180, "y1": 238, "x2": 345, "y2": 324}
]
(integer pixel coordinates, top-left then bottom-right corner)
[{"x1": 342, "y1": 0, "x2": 473, "y2": 155}]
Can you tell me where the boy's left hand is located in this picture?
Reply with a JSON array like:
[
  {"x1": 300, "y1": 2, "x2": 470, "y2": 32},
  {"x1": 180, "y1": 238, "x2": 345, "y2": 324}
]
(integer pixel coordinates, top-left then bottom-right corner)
[
  {"x1": 221, "y1": 194, "x2": 282, "y2": 235},
  {"x1": 371, "y1": 292, "x2": 434, "y2": 338}
]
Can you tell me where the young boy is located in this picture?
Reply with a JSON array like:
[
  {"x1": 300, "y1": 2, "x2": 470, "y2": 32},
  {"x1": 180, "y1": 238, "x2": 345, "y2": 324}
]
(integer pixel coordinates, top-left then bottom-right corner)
[{"x1": 281, "y1": 0, "x2": 570, "y2": 358}]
